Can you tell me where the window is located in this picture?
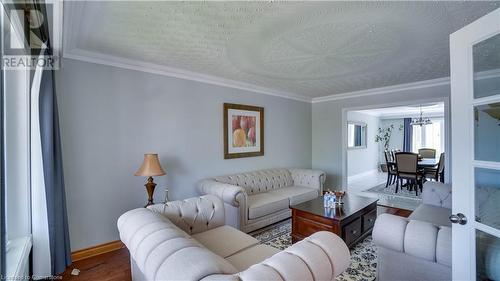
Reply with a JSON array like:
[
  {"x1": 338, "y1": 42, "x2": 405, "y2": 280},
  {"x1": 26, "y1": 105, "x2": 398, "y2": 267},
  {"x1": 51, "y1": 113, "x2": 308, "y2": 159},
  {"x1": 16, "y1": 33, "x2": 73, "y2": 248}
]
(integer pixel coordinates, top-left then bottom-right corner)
[
  {"x1": 348, "y1": 122, "x2": 367, "y2": 149},
  {"x1": 1, "y1": 4, "x2": 32, "y2": 277},
  {"x1": 412, "y1": 118, "x2": 444, "y2": 156}
]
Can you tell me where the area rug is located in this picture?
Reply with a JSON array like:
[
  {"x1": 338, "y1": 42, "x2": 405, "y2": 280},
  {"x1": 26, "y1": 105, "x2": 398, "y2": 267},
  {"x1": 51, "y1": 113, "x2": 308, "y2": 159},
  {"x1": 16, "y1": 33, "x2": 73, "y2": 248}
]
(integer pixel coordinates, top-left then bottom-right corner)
[
  {"x1": 249, "y1": 219, "x2": 377, "y2": 281},
  {"x1": 364, "y1": 182, "x2": 422, "y2": 200}
]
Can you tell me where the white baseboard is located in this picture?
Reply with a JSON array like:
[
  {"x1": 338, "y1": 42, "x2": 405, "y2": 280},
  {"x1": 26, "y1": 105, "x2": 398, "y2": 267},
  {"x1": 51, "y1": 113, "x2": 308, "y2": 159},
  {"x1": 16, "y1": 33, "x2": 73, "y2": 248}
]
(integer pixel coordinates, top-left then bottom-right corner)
[{"x1": 348, "y1": 169, "x2": 380, "y2": 182}]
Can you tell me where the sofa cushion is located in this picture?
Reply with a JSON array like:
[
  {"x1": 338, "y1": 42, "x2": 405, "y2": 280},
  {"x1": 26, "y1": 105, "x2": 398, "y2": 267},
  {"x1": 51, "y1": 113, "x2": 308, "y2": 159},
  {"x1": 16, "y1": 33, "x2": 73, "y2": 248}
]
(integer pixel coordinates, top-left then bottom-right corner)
[
  {"x1": 409, "y1": 204, "x2": 452, "y2": 227},
  {"x1": 192, "y1": 225, "x2": 259, "y2": 258},
  {"x1": 269, "y1": 186, "x2": 318, "y2": 205},
  {"x1": 225, "y1": 244, "x2": 280, "y2": 271},
  {"x1": 214, "y1": 169, "x2": 294, "y2": 195},
  {"x1": 247, "y1": 193, "x2": 289, "y2": 219},
  {"x1": 404, "y1": 220, "x2": 439, "y2": 262}
]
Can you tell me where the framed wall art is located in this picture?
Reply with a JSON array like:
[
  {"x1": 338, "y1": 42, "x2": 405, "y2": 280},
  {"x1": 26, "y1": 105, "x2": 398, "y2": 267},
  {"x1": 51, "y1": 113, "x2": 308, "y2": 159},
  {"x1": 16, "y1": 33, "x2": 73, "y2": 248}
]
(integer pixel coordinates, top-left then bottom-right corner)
[{"x1": 223, "y1": 103, "x2": 264, "y2": 159}]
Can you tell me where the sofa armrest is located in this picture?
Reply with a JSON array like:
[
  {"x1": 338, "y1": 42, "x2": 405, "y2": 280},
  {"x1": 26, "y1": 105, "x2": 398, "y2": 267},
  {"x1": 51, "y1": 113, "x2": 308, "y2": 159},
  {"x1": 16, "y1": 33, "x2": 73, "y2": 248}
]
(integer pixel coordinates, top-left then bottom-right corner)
[
  {"x1": 289, "y1": 169, "x2": 326, "y2": 192},
  {"x1": 422, "y1": 182, "x2": 452, "y2": 209},
  {"x1": 198, "y1": 179, "x2": 247, "y2": 207},
  {"x1": 117, "y1": 208, "x2": 237, "y2": 281},
  {"x1": 373, "y1": 214, "x2": 451, "y2": 267},
  {"x1": 238, "y1": 232, "x2": 350, "y2": 280}
]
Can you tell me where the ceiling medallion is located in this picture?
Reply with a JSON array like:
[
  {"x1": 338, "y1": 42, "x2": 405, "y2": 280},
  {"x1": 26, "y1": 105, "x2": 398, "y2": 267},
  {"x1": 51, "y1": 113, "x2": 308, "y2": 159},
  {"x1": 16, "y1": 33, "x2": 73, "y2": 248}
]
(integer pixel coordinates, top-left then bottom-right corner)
[{"x1": 410, "y1": 105, "x2": 433, "y2": 127}]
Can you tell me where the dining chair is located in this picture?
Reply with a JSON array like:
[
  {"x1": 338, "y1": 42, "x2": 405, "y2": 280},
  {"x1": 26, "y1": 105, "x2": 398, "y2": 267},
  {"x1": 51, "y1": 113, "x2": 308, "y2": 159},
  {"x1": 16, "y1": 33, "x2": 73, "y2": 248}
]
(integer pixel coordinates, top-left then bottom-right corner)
[
  {"x1": 418, "y1": 148, "x2": 437, "y2": 159},
  {"x1": 424, "y1": 152, "x2": 445, "y2": 182},
  {"x1": 384, "y1": 150, "x2": 397, "y2": 187},
  {"x1": 395, "y1": 152, "x2": 424, "y2": 196}
]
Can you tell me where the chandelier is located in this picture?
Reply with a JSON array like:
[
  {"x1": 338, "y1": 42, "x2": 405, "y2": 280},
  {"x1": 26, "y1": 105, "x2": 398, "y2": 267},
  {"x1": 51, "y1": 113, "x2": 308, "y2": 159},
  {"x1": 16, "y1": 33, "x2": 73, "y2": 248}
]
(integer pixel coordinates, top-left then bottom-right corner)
[{"x1": 410, "y1": 105, "x2": 432, "y2": 126}]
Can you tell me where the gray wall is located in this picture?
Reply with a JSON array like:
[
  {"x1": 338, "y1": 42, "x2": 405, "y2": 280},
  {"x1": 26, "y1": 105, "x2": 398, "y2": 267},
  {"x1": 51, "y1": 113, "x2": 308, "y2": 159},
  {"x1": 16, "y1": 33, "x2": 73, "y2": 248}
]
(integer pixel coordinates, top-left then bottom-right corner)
[
  {"x1": 347, "y1": 111, "x2": 379, "y2": 177},
  {"x1": 312, "y1": 84, "x2": 450, "y2": 188},
  {"x1": 56, "y1": 59, "x2": 312, "y2": 250}
]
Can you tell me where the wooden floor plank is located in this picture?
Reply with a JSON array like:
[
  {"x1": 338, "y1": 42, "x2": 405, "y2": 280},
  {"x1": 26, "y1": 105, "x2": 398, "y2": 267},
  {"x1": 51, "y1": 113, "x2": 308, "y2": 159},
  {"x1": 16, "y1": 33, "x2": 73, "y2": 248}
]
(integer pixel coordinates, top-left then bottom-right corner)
[{"x1": 61, "y1": 248, "x2": 131, "y2": 280}]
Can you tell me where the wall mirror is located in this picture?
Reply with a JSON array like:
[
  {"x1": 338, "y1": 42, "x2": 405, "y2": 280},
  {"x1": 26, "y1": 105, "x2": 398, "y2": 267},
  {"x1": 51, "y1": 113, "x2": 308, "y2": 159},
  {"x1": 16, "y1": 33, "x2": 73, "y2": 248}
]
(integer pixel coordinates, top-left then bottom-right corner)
[{"x1": 348, "y1": 122, "x2": 367, "y2": 149}]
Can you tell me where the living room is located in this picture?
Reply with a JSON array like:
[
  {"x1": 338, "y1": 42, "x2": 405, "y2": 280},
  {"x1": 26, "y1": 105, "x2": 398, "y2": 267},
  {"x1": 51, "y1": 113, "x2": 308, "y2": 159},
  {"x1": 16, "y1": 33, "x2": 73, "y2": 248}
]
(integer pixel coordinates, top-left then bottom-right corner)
[{"x1": 2, "y1": 1, "x2": 500, "y2": 281}]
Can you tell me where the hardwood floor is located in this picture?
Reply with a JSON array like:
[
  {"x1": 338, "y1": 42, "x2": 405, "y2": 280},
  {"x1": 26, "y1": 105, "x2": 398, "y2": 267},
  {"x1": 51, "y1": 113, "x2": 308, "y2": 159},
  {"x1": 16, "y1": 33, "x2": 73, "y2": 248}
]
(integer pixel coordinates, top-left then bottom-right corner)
[
  {"x1": 61, "y1": 248, "x2": 131, "y2": 280},
  {"x1": 59, "y1": 207, "x2": 410, "y2": 280},
  {"x1": 377, "y1": 205, "x2": 412, "y2": 218}
]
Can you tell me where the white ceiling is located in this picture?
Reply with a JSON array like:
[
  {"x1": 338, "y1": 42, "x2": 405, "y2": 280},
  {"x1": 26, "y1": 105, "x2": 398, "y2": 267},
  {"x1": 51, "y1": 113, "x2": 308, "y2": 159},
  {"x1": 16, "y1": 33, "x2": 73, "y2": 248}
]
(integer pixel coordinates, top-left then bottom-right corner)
[
  {"x1": 63, "y1": 1, "x2": 500, "y2": 101},
  {"x1": 356, "y1": 102, "x2": 445, "y2": 119}
]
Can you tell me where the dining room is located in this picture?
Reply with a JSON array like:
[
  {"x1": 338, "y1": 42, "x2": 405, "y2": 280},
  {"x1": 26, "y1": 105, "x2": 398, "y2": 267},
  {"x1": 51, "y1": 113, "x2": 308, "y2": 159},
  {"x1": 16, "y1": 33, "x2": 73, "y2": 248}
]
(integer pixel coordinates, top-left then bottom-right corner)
[{"x1": 346, "y1": 102, "x2": 447, "y2": 210}]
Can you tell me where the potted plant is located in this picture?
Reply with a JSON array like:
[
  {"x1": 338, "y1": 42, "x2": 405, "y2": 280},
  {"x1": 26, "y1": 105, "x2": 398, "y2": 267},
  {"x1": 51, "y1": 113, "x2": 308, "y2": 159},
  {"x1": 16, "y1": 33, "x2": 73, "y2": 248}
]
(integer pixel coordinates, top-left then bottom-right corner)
[{"x1": 375, "y1": 124, "x2": 403, "y2": 172}]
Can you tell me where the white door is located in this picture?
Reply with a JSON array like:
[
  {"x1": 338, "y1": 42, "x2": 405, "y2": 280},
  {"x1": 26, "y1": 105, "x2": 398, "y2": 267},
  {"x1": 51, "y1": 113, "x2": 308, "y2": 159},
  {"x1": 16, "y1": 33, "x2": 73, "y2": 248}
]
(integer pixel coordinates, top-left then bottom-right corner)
[{"x1": 450, "y1": 8, "x2": 500, "y2": 281}]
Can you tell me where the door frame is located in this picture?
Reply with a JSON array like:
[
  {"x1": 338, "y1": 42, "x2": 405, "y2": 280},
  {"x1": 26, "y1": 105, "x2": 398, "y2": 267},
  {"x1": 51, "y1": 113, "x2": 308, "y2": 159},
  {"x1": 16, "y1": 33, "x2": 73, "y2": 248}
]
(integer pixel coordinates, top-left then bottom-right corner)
[
  {"x1": 450, "y1": 8, "x2": 500, "y2": 280},
  {"x1": 341, "y1": 96, "x2": 451, "y2": 189}
]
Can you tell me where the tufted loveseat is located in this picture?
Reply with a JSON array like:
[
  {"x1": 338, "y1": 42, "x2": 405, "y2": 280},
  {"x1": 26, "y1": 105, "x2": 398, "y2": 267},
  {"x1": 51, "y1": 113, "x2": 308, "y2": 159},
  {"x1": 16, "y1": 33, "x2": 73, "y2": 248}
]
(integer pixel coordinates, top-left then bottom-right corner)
[
  {"x1": 117, "y1": 195, "x2": 350, "y2": 281},
  {"x1": 198, "y1": 168, "x2": 326, "y2": 232},
  {"x1": 373, "y1": 181, "x2": 452, "y2": 281}
]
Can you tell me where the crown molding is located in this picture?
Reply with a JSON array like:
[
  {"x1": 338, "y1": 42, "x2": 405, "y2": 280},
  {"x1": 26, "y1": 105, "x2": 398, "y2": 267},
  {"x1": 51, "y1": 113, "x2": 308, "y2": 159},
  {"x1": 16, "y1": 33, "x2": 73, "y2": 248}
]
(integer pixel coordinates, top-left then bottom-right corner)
[
  {"x1": 379, "y1": 112, "x2": 444, "y2": 120},
  {"x1": 312, "y1": 77, "x2": 451, "y2": 103},
  {"x1": 61, "y1": 49, "x2": 500, "y2": 104},
  {"x1": 62, "y1": 48, "x2": 312, "y2": 103}
]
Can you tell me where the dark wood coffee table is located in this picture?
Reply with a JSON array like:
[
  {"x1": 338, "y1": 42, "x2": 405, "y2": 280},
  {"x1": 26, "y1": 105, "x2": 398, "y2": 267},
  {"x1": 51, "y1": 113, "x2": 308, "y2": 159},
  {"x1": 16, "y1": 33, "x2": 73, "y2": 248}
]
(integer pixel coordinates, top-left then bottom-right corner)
[{"x1": 290, "y1": 195, "x2": 378, "y2": 248}]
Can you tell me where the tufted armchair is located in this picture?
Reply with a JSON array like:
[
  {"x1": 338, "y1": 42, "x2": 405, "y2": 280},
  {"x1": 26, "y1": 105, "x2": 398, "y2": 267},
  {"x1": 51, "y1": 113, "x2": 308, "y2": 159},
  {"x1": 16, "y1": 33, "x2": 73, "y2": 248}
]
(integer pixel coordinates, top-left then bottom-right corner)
[
  {"x1": 117, "y1": 195, "x2": 350, "y2": 281},
  {"x1": 373, "y1": 182, "x2": 452, "y2": 281},
  {"x1": 198, "y1": 168, "x2": 326, "y2": 232}
]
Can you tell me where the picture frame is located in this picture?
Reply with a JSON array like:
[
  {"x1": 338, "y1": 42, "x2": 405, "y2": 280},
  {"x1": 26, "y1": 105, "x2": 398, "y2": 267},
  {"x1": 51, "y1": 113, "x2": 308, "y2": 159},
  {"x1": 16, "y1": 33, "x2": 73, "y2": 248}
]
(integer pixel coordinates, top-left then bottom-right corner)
[{"x1": 224, "y1": 103, "x2": 264, "y2": 159}]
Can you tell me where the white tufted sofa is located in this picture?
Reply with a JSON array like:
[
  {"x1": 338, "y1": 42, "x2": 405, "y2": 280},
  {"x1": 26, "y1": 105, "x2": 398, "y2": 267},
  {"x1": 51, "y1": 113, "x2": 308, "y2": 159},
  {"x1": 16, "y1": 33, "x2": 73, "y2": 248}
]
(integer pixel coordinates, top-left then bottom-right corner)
[
  {"x1": 117, "y1": 195, "x2": 350, "y2": 281},
  {"x1": 373, "y1": 182, "x2": 452, "y2": 281},
  {"x1": 198, "y1": 168, "x2": 325, "y2": 233}
]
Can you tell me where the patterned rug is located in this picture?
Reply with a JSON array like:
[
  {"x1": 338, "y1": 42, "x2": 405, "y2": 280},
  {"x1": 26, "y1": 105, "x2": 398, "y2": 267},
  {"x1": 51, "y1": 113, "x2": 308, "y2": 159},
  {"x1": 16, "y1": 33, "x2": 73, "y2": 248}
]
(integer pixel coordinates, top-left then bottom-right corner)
[
  {"x1": 249, "y1": 219, "x2": 377, "y2": 281},
  {"x1": 365, "y1": 182, "x2": 422, "y2": 200}
]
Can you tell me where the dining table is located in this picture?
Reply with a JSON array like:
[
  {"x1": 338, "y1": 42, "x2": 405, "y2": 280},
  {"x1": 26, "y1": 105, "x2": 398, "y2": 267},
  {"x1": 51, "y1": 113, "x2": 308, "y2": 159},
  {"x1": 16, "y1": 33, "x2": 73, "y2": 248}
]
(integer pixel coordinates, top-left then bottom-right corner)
[
  {"x1": 387, "y1": 158, "x2": 439, "y2": 169},
  {"x1": 417, "y1": 158, "x2": 439, "y2": 168}
]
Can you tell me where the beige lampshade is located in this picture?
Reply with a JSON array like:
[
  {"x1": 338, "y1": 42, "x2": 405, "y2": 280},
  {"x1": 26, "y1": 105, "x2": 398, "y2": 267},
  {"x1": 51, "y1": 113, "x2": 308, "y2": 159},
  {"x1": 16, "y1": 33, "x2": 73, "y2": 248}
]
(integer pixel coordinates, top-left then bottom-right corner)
[{"x1": 134, "y1": 154, "x2": 166, "y2": 177}]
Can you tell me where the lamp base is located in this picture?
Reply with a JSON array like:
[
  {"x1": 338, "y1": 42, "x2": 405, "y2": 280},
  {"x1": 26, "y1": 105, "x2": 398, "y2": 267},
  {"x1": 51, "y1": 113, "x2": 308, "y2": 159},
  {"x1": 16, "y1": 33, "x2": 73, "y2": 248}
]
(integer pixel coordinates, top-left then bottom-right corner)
[{"x1": 144, "y1": 176, "x2": 156, "y2": 208}]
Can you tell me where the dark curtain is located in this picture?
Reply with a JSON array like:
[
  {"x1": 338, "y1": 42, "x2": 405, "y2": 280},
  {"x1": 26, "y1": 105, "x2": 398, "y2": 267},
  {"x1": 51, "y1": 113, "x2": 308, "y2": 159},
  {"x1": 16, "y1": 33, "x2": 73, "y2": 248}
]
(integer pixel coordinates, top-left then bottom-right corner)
[
  {"x1": 35, "y1": 0, "x2": 71, "y2": 274},
  {"x1": 355, "y1": 126, "x2": 362, "y2": 146},
  {"x1": 38, "y1": 49, "x2": 71, "y2": 274},
  {"x1": 403, "y1": 118, "x2": 413, "y2": 152}
]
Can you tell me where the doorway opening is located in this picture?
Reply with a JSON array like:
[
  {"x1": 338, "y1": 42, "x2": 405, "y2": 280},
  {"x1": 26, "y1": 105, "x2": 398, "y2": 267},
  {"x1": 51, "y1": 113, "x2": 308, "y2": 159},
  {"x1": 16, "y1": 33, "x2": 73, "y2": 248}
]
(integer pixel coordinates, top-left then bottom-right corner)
[{"x1": 346, "y1": 102, "x2": 446, "y2": 210}]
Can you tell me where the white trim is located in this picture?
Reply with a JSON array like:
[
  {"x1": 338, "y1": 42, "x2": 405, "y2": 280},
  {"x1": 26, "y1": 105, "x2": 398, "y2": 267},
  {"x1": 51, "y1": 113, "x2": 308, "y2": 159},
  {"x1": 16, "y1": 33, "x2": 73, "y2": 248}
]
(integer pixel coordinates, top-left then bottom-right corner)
[
  {"x1": 347, "y1": 169, "x2": 379, "y2": 183},
  {"x1": 47, "y1": 0, "x2": 63, "y2": 60},
  {"x1": 474, "y1": 68, "x2": 500, "y2": 80},
  {"x1": 472, "y1": 160, "x2": 500, "y2": 171},
  {"x1": 62, "y1": 47, "x2": 500, "y2": 105},
  {"x1": 379, "y1": 112, "x2": 444, "y2": 120},
  {"x1": 63, "y1": 49, "x2": 312, "y2": 103},
  {"x1": 474, "y1": 221, "x2": 500, "y2": 239},
  {"x1": 471, "y1": 94, "x2": 500, "y2": 107},
  {"x1": 312, "y1": 77, "x2": 450, "y2": 103},
  {"x1": 65, "y1": 45, "x2": 457, "y2": 105},
  {"x1": 449, "y1": 7, "x2": 500, "y2": 281}
]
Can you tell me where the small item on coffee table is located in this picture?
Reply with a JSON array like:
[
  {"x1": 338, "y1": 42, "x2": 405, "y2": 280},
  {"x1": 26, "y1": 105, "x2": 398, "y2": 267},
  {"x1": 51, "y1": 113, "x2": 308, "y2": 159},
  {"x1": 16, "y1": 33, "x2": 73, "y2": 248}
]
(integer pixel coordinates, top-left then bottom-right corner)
[
  {"x1": 323, "y1": 191, "x2": 337, "y2": 208},
  {"x1": 334, "y1": 190, "x2": 346, "y2": 204}
]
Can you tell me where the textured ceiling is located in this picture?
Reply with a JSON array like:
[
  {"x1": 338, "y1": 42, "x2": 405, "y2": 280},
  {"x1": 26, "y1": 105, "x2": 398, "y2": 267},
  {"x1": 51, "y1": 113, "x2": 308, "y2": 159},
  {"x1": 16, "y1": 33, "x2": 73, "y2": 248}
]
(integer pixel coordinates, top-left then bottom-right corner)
[{"x1": 63, "y1": 1, "x2": 500, "y2": 99}]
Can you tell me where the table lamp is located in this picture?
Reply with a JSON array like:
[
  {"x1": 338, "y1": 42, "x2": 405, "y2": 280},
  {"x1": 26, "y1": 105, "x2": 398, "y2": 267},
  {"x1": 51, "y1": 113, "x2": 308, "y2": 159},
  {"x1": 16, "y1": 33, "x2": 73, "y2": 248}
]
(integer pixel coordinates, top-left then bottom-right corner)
[{"x1": 135, "y1": 153, "x2": 166, "y2": 207}]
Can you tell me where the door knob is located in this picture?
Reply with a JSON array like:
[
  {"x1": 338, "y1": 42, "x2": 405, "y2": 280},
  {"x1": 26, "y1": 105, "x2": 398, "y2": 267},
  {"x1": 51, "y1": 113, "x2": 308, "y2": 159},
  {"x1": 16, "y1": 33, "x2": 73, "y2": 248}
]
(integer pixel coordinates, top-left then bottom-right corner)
[{"x1": 449, "y1": 213, "x2": 467, "y2": 225}]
